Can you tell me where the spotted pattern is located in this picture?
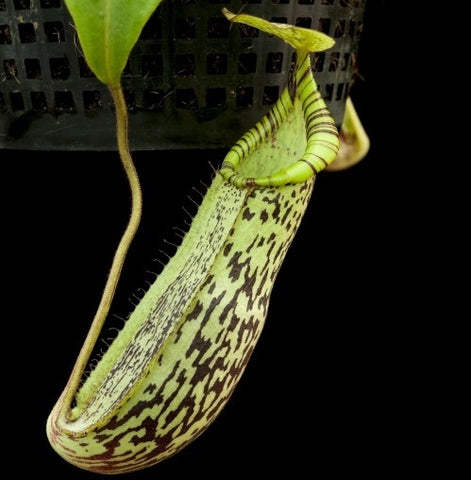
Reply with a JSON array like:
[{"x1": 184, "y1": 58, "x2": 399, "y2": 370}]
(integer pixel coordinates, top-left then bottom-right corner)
[
  {"x1": 47, "y1": 42, "x2": 337, "y2": 475},
  {"x1": 68, "y1": 181, "x2": 247, "y2": 430},
  {"x1": 48, "y1": 176, "x2": 314, "y2": 473}
]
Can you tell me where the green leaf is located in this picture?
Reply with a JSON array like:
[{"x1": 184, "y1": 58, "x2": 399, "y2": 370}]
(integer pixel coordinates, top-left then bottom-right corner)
[{"x1": 65, "y1": 0, "x2": 165, "y2": 87}]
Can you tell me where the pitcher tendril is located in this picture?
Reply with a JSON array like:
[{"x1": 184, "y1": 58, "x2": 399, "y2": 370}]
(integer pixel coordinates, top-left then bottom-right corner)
[{"x1": 56, "y1": 85, "x2": 143, "y2": 424}]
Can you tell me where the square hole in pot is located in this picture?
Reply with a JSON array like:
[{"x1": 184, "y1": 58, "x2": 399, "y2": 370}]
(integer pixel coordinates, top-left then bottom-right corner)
[
  {"x1": 54, "y1": 91, "x2": 75, "y2": 112},
  {"x1": 176, "y1": 88, "x2": 197, "y2": 109},
  {"x1": 296, "y1": 17, "x2": 312, "y2": 28},
  {"x1": 335, "y1": 83, "x2": 345, "y2": 101},
  {"x1": 25, "y1": 58, "x2": 42, "y2": 79},
  {"x1": 236, "y1": 87, "x2": 253, "y2": 107},
  {"x1": 341, "y1": 52, "x2": 350, "y2": 71},
  {"x1": 143, "y1": 89, "x2": 165, "y2": 110},
  {"x1": 206, "y1": 88, "x2": 225, "y2": 108},
  {"x1": 318, "y1": 18, "x2": 331, "y2": 34},
  {"x1": 175, "y1": 54, "x2": 195, "y2": 76},
  {"x1": 175, "y1": 17, "x2": 196, "y2": 39},
  {"x1": 334, "y1": 19, "x2": 345, "y2": 37},
  {"x1": 50, "y1": 56, "x2": 70, "y2": 79},
  {"x1": 207, "y1": 17, "x2": 229, "y2": 38},
  {"x1": 44, "y1": 21, "x2": 65, "y2": 42},
  {"x1": 31, "y1": 91, "x2": 47, "y2": 110},
  {"x1": 312, "y1": 52, "x2": 325, "y2": 72},
  {"x1": 266, "y1": 52, "x2": 283, "y2": 73},
  {"x1": 0, "y1": 25, "x2": 11, "y2": 44},
  {"x1": 3, "y1": 59, "x2": 19, "y2": 80},
  {"x1": 14, "y1": 0, "x2": 30, "y2": 9},
  {"x1": 263, "y1": 86, "x2": 279, "y2": 105},
  {"x1": 142, "y1": 55, "x2": 163, "y2": 77},
  {"x1": 0, "y1": 93, "x2": 5, "y2": 113},
  {"x1": 10, "y1": 91, "x2": 25, "y2": 111},
  {"x1": 329, "y1": 52, "x2": 339, "y2": 71},
  {"x1": 239, "y1": 24, "x2": 258, "y2": 38},
  {"x1": 207, "y1": 54, "x2": 227, "y2": 75},
  {"x1": 238, "y1": 53, "x2": 256, "y2": 74},
  {"x1": 83, "y1": 90, "x2": 102, "y2": 111},
  {"x1": 348, "y1": 20, "x2": 358, "y2": 37},
  {"x1": 324, "y1": 83, "x2": 333, "y2": 102},
  {"x1": 19, "y1": 23, "x2": 36, "y2": 43}
]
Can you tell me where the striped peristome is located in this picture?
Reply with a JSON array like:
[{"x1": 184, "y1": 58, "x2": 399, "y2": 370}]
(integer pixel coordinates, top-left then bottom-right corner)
[
  {"x1": 47, "y1": 10, "x2": 340, "y2": 474},
  {"x1": 220, "y1": 52, "x2": 339, "y2": 187}
]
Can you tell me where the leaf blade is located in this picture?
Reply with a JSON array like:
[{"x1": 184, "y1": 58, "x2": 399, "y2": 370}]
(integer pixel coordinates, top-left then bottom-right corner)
[{"x1": 65, "y1": 0, "x2": 165, "y2": 86}]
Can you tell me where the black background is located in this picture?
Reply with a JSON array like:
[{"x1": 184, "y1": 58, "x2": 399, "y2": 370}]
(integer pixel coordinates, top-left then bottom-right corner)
[{"x1": 3, "y1": 1, "x2": 414, "y2": 477}]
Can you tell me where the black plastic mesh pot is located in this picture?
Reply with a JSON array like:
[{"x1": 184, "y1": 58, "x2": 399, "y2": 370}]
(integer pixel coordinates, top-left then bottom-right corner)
[{"x1": 0, "y1": 0, "x2": 365, "y2": 150}]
